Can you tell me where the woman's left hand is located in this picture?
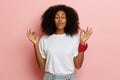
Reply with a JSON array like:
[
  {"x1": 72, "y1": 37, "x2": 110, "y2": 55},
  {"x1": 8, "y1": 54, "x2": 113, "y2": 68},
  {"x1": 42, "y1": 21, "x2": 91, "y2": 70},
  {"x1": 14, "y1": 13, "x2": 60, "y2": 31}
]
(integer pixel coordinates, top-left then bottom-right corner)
[{"x1": 80, "y1": 27, "x2": 93, "y2": 44}]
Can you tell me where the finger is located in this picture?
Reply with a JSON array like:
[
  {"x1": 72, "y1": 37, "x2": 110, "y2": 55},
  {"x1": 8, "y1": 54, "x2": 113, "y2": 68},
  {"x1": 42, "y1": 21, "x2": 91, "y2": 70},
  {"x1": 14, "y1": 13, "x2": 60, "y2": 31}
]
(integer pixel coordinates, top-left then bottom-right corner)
[
  {"x1": 27, "y1": 29, "x2": 30, "y2": 37},
  {"x1": 82, "y1": 29, "x2": 85, "y2": 33},
  {"x1": 80, "y1": 29, "x2": 85, "y2": 36},
  {"x1": 86, "y1": 27, "x2": 91, "y2": 35},
  {"x1": 88, "y1": 28, "x2": 92, "y2": 33},
  {"x1": 88, "y1": 30, "x2": 93, "y2": 38},
  {"x1": 26, "y1": 29, "x2": 29, "y2": 36},
  {"x1": 89, "y1": 30, "x2": 93, "y2": 36},
  {"x1": 27, "y1": 29, "x2": 34, "y2": 38},
  {"x1": 85, "y1": 28, "x2": 92, "y2": 36},
  {"x1": 89, "y1": 28, "x2": 93, "y2": 36},
  {"x1": 33, "y1": 32, "x2": 37, "y2": 37},
  {"x1": 32, "y1": 31, "x2": 35, "y2": 35},
  {"x1": 35, "y1": 35, "x2": 38, "y2": 40},
  {"x1": 80, "y1": 30, "x2": 83, "y2": 36},
  {"x1": 83, "y1": 28, "x2": 93, "y2": 42},
  {"x1": 86, "y1": 26, "x2": 89, "y2": 32},
  {"x1": 80, "y1": 29, "x2": 85, "y2": 34},
  {"x1": 28, "y1": 29, "x2": 31, "y2": 34},
  {"x1": 85, "y1": 26, "x2": 90, "y2": 34}
]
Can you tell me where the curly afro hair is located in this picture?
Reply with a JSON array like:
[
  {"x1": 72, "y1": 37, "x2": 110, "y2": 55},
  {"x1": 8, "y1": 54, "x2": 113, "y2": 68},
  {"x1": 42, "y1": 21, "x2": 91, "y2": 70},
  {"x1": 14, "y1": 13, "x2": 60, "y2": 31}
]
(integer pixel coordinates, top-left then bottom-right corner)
[{"x1": 41, "y1": 4, "x2": 80, "y2": 37}]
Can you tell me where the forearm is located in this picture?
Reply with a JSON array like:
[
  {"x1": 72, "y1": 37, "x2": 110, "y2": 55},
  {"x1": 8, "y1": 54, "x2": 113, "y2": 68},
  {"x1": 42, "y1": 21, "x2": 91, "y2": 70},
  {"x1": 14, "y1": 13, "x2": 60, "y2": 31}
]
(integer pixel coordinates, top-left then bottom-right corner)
[
  {"x1": 74, "y1": 26, "x2": 92, "y2": 69},
  {"x1": 74, "y1": 42, "x2": 86, "y2": 69},
  {"x1": 33, "y1": 43, "x2": 46, "y2": 69},
  {"x1": 74, "y1": 52, "x2": 84, "y2": 69}
]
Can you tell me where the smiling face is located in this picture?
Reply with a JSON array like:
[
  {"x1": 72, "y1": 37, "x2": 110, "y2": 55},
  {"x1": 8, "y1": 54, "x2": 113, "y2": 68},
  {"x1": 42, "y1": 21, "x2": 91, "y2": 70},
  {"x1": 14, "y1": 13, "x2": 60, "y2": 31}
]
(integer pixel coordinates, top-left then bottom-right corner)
[{"x1": 54, "y1": 10, "x2": 67, "y2": 31}]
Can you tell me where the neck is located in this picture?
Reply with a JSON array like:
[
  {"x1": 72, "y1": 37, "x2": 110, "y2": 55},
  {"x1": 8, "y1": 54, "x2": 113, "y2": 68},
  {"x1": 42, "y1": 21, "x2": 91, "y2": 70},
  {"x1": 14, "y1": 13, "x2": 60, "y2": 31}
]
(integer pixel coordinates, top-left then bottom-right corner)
[{"x1": 55, "y1": 29, "x2": 65, "y2": 34}]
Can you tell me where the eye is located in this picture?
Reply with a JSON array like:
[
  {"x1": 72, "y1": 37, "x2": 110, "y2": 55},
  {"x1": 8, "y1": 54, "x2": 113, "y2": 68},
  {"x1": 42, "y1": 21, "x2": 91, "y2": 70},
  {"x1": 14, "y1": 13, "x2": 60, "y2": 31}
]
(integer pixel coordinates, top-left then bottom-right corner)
[
  {"x1": 61, "y1": 15, "x2": 66, "y2": 18},
  {"x1": 62, "y1": 16, "x2": 66, "y2": 18},
  {"x1": 55, "y1": 15, "x2": 59, "y2": 19}
]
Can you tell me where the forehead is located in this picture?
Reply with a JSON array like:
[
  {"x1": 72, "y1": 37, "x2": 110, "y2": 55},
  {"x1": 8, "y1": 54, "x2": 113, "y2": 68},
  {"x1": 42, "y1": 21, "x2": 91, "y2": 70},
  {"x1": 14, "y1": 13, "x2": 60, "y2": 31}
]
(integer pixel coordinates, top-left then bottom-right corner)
[{"x1": 55, "y1": 10, "x2": 66, "y2": 15}]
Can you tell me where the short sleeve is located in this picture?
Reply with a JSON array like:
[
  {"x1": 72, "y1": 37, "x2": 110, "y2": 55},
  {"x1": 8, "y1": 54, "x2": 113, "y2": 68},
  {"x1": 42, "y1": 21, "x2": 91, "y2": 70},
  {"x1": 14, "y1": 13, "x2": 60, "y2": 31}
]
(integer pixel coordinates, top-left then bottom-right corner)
[
  {"x1": 38, "y1": 36, "x2": 46, "y2": 59},
  {"x1": 72, "y1": 35, "x2": 80, "y2": 57}
]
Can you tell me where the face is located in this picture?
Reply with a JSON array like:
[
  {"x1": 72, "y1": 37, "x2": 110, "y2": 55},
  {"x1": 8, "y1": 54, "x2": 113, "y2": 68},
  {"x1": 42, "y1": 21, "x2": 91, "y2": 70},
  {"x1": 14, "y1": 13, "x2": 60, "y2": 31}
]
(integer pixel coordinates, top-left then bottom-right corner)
[{"x1": 54, "y1": 10, "x2": 67, "y2": 31}]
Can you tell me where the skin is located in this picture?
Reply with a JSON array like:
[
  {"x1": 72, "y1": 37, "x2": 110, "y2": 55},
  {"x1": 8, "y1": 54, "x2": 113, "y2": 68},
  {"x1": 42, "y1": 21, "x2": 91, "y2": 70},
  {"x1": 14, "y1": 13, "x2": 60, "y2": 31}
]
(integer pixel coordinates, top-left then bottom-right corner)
[
  {"x1": 54, "y1": 10, "x2": 67, "y2": 34},
  {"x1": 27, "y1": 29, "x2": 46, "y2": 69},
  {"x1": 26, "y1": 10, "x2": 93, "y2": 69}
]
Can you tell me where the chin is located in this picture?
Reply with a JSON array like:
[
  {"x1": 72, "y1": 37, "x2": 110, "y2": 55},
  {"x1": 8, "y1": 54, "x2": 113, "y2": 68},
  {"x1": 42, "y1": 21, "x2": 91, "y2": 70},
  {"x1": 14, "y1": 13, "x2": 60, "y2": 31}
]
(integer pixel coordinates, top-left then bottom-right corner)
[
  {"x1": 56, "y1": 25, "x2": 65, "y2": 29},
  {"x1": 57, "y1": 27, "x2": 65, "y2": 30}
]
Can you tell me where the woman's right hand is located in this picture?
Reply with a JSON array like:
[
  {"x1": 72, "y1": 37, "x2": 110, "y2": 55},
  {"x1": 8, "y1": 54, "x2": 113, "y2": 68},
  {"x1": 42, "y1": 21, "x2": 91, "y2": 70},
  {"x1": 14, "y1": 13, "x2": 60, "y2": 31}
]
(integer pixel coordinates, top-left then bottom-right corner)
[{"x1": 26, "y1": 29, "x2": 39, "y2": 44}]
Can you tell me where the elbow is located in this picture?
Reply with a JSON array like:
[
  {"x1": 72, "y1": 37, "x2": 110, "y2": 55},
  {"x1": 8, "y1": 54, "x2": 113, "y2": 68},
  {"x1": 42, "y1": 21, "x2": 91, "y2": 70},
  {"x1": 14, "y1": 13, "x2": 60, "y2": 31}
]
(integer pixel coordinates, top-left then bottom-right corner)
[
  {"x1": 39, "y1": 65, "x2": 45, "y2": 70},
  {"x1": 39, "y1": 66, "x2": 45, "y2": 70},
  {"x1": 75, "y1": 66, "x2": 81, "y2": 69},
  {"x1": 38, "y1": 64, "x2": 45, "y2": 70},
  {"x1": 75, "y1": 65, "x2": 82, "y2": 69},
  {"x1": 37, "y1": 63, "x2": 45, "y2": 70},
  {"x1": 36, "y1": 59, "x2": 46, "y2": 70}
]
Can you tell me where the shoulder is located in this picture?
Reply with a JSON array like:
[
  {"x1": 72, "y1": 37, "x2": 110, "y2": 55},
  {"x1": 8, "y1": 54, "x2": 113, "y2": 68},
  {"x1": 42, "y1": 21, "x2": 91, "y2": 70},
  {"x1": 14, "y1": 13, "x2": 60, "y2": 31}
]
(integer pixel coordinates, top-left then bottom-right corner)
[
  {"x1": 72, "y1": 33, "x2": 80, "y2": 39},
  {"x1": 39, "y1": 34, "x2": 49, "y2": 42},
  {"x1": 71, "y1": 34, "x2": 80, "y2": 43}
]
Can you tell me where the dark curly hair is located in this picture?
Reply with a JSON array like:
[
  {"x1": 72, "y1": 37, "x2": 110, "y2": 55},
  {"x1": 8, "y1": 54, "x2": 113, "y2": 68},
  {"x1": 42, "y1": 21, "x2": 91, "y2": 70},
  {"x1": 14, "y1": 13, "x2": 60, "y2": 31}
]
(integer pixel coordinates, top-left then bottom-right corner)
[{"x1": 41, "y1": 4, "x2": 80, "y2": 37}]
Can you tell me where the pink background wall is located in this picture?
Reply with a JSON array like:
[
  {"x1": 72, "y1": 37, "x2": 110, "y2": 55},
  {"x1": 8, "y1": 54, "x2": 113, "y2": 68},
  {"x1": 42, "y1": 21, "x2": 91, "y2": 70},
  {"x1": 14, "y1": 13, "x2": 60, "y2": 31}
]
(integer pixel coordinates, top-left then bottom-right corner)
[{"x1": 0, "y1": 0, "x2": 120, "y2": 80}]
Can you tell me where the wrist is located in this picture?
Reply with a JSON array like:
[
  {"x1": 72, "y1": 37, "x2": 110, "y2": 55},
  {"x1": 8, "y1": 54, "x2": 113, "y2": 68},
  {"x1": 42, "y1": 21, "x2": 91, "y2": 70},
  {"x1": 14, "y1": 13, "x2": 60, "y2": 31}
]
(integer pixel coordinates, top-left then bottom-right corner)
[
  {"x1": 80, "y1": 41, "x2": 86, "y2": 45},
  {"x1": 33, "y1": 42, "x2": 38, "y2": 46},
  {"x1": 78, "y1": 43, "x2": 88, "y2": 53}
]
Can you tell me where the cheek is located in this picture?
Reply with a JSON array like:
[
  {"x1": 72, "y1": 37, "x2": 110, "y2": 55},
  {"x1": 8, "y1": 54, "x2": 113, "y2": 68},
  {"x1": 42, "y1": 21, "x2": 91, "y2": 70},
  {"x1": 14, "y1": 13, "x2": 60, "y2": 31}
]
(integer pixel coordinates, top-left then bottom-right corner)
[
  {"x1": 54, "y1": 19, "x2": 58, "y2": 23},
  {"x1": 64, "y1": 19, "x2": 67, "y2": 24},
  {"x1": 64, "y1": 18, "x2": 67, "y2": 22}
]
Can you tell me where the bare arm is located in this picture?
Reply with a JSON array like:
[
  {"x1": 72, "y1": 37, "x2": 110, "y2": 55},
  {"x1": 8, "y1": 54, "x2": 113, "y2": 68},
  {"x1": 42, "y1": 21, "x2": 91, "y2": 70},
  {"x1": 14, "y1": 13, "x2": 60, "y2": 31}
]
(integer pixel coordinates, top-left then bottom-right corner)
[
  {"x1": 27, "y1": 29, "x2": 46, "y2": 70},
  {"x1": 74, "y1": 27, "x2": 93, "y2": 69},
  {"x1": 73, "y1": 45, "x2": 85, "y2": 69},
  {"x1": 33, "y1": 42, "x2": 46, "y2": 70}
]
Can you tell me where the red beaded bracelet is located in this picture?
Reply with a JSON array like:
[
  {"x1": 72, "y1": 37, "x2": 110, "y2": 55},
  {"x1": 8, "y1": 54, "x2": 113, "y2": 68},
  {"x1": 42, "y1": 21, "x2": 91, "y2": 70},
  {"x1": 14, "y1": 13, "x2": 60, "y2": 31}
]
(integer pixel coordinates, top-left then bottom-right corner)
[{"x1": 78, "y1": 43, "x2": 88, "y2": 52}]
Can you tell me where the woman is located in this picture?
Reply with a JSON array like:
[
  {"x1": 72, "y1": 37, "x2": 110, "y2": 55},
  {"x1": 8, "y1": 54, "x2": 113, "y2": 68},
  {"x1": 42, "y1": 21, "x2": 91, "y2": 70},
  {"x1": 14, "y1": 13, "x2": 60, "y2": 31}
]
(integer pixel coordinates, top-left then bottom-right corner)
[{"x1": 27, "y1": 4, "x2": 92, "y2": 80}]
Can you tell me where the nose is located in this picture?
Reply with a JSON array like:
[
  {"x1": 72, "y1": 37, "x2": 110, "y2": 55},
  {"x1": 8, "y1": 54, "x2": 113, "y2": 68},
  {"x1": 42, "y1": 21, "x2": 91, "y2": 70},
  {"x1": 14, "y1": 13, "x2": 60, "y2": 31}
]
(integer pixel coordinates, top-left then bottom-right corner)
[{"x1": 58, "y1": 17, "x2": 62, "y2": 22}]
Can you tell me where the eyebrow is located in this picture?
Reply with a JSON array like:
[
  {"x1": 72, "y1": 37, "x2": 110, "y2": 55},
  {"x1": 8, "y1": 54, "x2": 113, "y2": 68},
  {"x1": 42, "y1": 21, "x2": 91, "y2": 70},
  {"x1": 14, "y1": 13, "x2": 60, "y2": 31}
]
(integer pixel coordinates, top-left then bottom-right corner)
[{"x1": 55, "y1": 14, "x2": 66, "y2": 16}]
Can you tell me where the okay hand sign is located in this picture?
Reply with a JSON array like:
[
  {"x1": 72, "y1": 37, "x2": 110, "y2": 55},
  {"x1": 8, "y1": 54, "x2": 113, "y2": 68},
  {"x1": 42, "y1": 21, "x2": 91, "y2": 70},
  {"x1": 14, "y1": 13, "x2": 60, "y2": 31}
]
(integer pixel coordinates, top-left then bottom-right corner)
[
  {"x1": 26, "y1": 29, "x2": 39, "y2": 44},
  {"x1": 80, "y1": 27, "x2": 93, "y2": 44}
]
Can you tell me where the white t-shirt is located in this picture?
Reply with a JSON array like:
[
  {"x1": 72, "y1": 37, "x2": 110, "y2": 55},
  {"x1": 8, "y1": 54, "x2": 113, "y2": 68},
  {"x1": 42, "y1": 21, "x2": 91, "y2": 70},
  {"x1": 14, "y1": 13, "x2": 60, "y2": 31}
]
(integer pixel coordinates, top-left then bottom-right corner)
[{"x1": 38, "y1": 33, "x2": 80, "y2": 75}]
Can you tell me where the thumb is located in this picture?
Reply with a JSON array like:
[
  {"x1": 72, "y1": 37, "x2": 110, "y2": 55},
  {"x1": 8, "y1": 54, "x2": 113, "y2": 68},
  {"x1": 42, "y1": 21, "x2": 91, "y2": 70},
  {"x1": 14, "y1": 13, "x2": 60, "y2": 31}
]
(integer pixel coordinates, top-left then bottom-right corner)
[{"x1": 80, "y1": 29, "x2": 85, "y2": 37}]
